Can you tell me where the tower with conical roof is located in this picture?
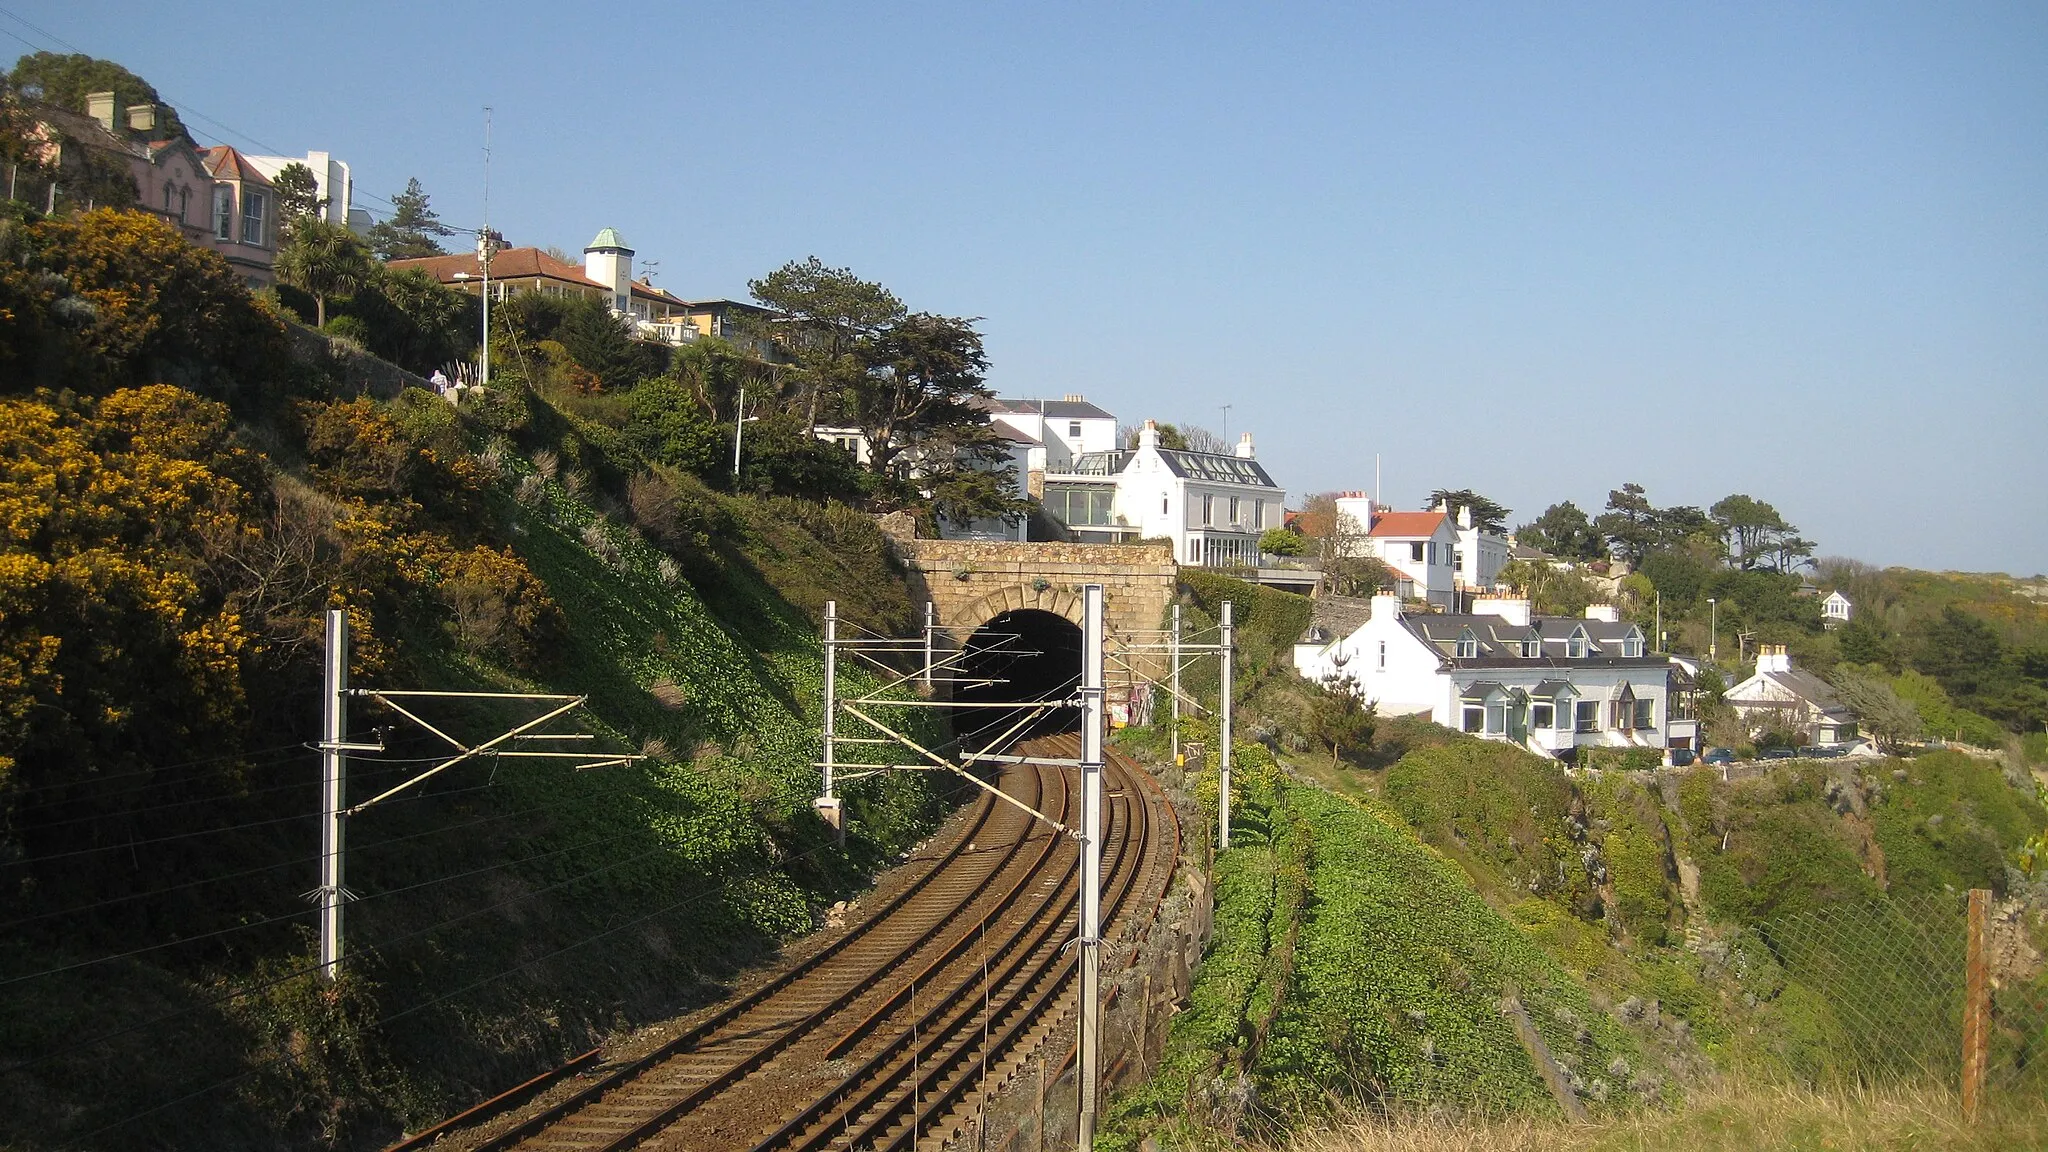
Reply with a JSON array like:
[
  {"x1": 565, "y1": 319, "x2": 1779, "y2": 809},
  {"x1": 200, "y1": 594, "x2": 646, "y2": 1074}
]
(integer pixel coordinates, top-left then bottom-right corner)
[{"x1": 584, "y1": 228, "x2": 634, "y2": 315}]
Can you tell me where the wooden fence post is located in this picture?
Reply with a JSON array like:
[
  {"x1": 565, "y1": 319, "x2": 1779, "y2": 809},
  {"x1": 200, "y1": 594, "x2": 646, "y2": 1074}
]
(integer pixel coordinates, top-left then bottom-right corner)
[{"x1": 1963, "y1": 887, "x2": 1990, "y2": 1126}]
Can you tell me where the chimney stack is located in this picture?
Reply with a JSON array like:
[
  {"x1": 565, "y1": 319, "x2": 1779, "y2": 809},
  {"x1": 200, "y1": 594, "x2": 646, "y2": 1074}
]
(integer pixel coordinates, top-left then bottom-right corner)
[
  {"x1": 86, "y1": 91, "x2": 117, "y2": 133},
  {"x1": 1235, "y1": 431, "x2": 1255, "y2": 459},
  {"x1": 1473, "y1": 596, "x2": 1531, "y2": 627},
  {"x1": 125, "y1": 104, "x2": 158, "y2": 134},
  {"x1": 1371, "y1": 592, "x2": 1403, "y2": 622},
  {"x1": 1138, "y1": 418, "x2": 1160, "y2": 450},
  {"x1": 1583, "y1": 604, "x2": 1619, "y2": 623},
  {"x1": 1063, "y1": 393, "x2": 1084, "y2": 403}
]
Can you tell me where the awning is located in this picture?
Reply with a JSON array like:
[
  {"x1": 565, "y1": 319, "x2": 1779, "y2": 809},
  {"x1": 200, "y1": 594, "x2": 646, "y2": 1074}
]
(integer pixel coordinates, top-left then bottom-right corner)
[
  {"x1": 1458, "y1": 681, "x2": 1505, "y2": 701},
  {"x1": 1532, "y1": 679, "x2": 1572, "y2": 698}
]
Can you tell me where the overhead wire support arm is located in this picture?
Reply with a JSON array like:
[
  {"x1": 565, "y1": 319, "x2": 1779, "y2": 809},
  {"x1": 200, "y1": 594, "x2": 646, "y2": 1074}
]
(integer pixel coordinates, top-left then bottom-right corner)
[{"x1": 346, "y1": 695, "x2": 598, "y2": 815}]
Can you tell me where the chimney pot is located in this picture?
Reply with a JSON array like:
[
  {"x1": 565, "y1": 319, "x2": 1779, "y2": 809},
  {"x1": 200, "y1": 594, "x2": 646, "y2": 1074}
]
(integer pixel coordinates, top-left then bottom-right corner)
[
  {"x1": 86, "y1": 91, "x2": 117, "y2": 133},
  {"x1": 1063, "y1": 393, "x2": 1084, "y2": 403},
  {"x1": 1235, "y1": 431, "x2": 1255, "y2": 459}
]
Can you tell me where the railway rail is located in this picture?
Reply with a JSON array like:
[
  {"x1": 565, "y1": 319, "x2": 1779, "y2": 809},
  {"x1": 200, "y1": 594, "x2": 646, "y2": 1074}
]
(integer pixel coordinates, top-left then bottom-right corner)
[{"x1": 397, "y1": 733, "x2": 1178, "y2": 1152}]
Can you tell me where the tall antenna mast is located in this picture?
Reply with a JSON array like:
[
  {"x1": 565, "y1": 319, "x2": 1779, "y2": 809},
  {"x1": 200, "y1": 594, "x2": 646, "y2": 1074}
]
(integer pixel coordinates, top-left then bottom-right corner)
[{"x1": 480, "y1": 106, "x2": 493, "y2": 389}]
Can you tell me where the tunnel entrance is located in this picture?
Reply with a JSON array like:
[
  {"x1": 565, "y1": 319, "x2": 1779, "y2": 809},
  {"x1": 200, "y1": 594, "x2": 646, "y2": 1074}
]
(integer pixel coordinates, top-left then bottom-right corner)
[{"x1": 954, "y1": 609, "x2": 1084, "y2": 748}]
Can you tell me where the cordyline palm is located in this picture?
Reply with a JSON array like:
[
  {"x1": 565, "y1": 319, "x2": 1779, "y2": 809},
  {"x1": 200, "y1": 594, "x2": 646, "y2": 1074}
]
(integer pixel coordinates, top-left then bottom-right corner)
[{"x1": 275, "y1": 219, "x2": 373, "y2": 328}]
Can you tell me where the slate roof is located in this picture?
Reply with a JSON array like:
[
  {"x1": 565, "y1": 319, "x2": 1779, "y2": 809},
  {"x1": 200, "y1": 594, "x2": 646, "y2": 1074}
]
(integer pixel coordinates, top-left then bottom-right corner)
[
  {"x1": 1748, "y1": 669, "x2": 1850, "y2": 715},
  {"x1": 1399, "y1": 612, "x2": 1666, "y2": 669},
  {"x1": 1369, "y1": 510, "x2": 1449, "y2": 538},
  {"x1": 984, "y1": 397, "x2": 1117, "y2": 421},
  {"x1": 991, "y1": 423, "x2": 1041, "y2": 445},
  {"x1": 1156, "y1": 449, "x2": 1277, "y2": 488},
  {"x1": 1307, "y1": 595, "x2": 1375, "y2": 639}
]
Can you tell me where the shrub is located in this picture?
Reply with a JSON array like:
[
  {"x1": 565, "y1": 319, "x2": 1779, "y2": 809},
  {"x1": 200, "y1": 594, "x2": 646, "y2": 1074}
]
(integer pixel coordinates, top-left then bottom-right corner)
[{"x1": 437, "y1": 545, "x2": 562, "y2": 671}]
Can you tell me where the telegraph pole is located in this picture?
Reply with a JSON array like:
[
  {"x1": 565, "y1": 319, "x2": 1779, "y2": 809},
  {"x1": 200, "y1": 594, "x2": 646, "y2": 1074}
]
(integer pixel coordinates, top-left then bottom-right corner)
[
  {"x1": 1076, "y1": 584, "x2": 1105, "y2": 1150},
  {"x1": 318, "y1": 609, "x2": 348, "y2": 983},
  {"x1": 1218, "y1": 600, "x2": 1235, "y2": 850},
  {"x1": 480, "y1": 107, "x2": 492, "y2": 389}
]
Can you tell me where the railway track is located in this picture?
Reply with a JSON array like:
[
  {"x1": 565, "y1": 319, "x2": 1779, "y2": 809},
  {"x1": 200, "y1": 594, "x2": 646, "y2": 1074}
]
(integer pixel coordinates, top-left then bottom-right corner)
[{"x1": 401, "y1": 733, "x2": 1177, "y2": 1152}]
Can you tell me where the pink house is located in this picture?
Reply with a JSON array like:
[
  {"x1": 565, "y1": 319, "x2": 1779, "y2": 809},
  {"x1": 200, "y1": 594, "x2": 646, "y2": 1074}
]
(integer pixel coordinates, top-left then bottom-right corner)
[
  {"x1": 26, "y1": 93, "x2": 212, "y2": 246},
  {"x1": 197, "y1": 145, "x2": 276, "y2": 289},
  {"x1": 20, "y1": 91, "x2": 276, "y2": 288}
]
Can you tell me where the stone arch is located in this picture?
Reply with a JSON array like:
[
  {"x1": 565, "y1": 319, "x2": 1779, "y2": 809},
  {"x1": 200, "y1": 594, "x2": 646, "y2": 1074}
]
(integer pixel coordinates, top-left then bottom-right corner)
[{"x1": 951, "y1": 582, "x2": 1085, "y2": 644}]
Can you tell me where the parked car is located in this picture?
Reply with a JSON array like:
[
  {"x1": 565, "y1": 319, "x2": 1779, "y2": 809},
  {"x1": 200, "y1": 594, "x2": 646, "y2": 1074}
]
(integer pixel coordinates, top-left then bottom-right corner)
[
  {"x1": 1669, "y1": 748, "x2": 1697, "y2": 767},
  {"x1": 1759, "y1": 746, "x2": 1799, "y2": 760},
  {"x1": 1797, "y1": 745, "x2": 1845, "y2": 759},
  {"x1": 1702, "y1": 747, "x2": 1737, "y2": 766}
]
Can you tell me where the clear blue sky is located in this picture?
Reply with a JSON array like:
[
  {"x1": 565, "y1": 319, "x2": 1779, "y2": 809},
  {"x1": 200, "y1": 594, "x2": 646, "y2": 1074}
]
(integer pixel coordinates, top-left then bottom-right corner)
[{"x1": 10, "y1": 2, "x2": 2045, "y2": 573}]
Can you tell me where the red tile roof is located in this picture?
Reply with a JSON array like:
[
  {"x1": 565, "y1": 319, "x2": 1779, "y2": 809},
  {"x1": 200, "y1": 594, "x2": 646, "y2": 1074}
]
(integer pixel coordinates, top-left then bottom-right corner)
[
  {"x1": 390, "y1": 248, "x2": 608, "y2": 290},
  {"x1": 1368, "y1": 510, "x2": 1449, "y2": 538}
]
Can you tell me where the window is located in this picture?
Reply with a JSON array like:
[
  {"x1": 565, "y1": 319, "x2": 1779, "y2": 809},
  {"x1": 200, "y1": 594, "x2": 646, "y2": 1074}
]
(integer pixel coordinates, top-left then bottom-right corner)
[
  {"x1": 1229, "y1": 496, "x2": 1240, "y2": 525},
  {"x1": 1555, "y1": 700, "x2": 1575, "y2": 730},
  {"x1": 1622, "y1": 634, "x2": 1643, "y2": 657},
  {"x1": 1068, "y1": 420, "x2": 1082, "y2": 439},
  {"x1": 1376, "y1": 641, "x2": 1387, "y2": 670},
  {"x1": 1255, "y1": 500, "x2": 1266, "y2": 528},
  {"x1": 1409, "y1": 541, "x2": 1425, "y2": 563},
  {"x1": 1202, "y1": 494, "x2": 1214, "y2": 526},
  {"x1": 1634, "y1": 698, "x2": 1655, "y2": 730},
  {"x1": 1574, "y1": 700, "x2": 1598, "y2": 732},
  {"x1": 1462, "y1": 706, "x2": 1485, "y2": 733},
  {"x1": 240, "y1": 188, "x2": 267, "y2": 246},
  {"x1": 1426, "y1": 542, "x2": 1436, "y2": 564},
  {"x1": 1454, "y1": 631, "x2": 1478, "y2": 659},
  {"x1": 1521, "y1": 638, "x2": 1543, "y2": 658},
  {"x1": 1531, "y1": 702, "x2": 1555, "y2": 729},
  {"x1": 213, "y1": 186, "x2": 232, "y2": 240},
  {"x1": 1454, "y1": 548, "x2": 1465, "y2": 570},
  {"x1": 162, "y1": 182, "x2": 176, "y2": 212},
  {"x1": 1485, "y1": 702, "x2": 1506, "y2": 734},
  {"x1": 1566, "y1": 631, "x2": 1587, "y2": 658},
  {"x1": 1161, "y1": 496, "x2": 1168, "y2": 515}
]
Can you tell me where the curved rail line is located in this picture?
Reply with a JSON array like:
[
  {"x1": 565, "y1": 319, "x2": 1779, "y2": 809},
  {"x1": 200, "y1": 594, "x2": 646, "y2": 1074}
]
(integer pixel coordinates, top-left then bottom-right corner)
[{"x1": 397, "y1": 733, "x2": 1177, "y2": 1152}]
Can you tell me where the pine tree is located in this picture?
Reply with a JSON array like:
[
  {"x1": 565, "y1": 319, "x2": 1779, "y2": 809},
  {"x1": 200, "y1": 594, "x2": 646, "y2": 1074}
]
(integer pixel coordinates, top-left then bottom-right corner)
[{"x1": 366, "y1": 177, "x2": 450, "y2": 261}]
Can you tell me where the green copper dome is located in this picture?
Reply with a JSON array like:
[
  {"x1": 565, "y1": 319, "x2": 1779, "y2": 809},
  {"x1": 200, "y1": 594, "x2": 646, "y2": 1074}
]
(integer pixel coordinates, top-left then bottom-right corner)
[{"x1": 586, "y1": 227, "x2": 630, "y2": 252}]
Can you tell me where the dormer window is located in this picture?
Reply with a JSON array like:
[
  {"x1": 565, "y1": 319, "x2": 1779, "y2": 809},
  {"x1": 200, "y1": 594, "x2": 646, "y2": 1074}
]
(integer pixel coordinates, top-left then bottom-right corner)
[
  {"x1": 1455, "y1": 630, "x2": 1478, "y2": 659},
  {"x1": 1521, "y1": 637, "x2": 1543, "y2": 658},
  {"x1": 1566, "y1": 629, "x2": 1588, "y2": 659},
  {"x1": 1621, "y1": 631, "x2": 1644, "y2": 658}
]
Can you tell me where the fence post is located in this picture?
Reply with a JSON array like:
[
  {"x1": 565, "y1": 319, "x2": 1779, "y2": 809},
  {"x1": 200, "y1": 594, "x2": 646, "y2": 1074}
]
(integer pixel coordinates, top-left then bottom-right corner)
[{"x1": 1963, "y1": 887, "x2": 1990, "y2": 1126}]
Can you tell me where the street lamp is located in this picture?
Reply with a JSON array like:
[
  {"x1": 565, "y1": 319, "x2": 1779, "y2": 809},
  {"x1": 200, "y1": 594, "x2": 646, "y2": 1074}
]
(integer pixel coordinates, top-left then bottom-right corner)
[
  {"x1": 1707, "y1": 598, "x2": 1718, "y2": 665},
  {"x1": 730, "y1": 384, "x2": 761, "y2": 478}
]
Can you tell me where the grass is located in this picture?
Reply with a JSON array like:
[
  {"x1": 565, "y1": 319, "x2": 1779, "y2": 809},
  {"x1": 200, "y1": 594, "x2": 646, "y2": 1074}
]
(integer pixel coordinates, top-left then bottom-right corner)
[{"x1": 1273, "y1": 1076, "x2": 2048, "y2": 1152}]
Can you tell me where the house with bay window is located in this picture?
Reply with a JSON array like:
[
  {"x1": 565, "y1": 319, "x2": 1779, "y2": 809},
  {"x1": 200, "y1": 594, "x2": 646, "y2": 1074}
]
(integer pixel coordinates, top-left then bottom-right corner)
[
  {"x1": 199, "y1": 145, "x2": 278, "y2": 289},
  {"x1": 1294, "y1": 594, "x2": 1699, "y2": 763}
]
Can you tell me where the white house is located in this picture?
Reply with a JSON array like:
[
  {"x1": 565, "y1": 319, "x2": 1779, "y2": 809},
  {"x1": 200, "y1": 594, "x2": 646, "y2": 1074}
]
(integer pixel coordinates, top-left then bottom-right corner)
[
  {"x1": 1723, "y1": 645, "x2": 1858, "y2": 745},
  {"x1": 1451, "y1": 508, "x2": 1512, "y2": 591},
  {"x1": 1330, "y1": 494, "x2": 1460, "y2": 608},
  {"x1": 1822, "y1": 590, "x2": 1854, "y2": 630},
  {"x1": 1094, "y1": 421, "x2": 1284, "y2": 566},
  {"x1": 1294, "y1": 594, "x2": 1700, "y2": 762},
  {"x1": 243, "y1": 150, "x2": 370, "y2": 231},
  {"x1": 982, "y1": 396, "x2": 1119, "y2": 475}
]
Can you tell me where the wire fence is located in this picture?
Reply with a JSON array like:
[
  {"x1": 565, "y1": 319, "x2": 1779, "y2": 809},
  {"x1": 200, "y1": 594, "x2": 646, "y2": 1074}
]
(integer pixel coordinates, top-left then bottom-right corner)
[{"x1": 1756, "y1": 889, "x2": 2047, "y2": 1107}]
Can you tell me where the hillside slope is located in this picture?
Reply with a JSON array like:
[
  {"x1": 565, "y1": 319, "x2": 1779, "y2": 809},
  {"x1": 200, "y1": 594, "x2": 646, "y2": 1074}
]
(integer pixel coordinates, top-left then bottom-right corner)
[{"x1": 0, "y1": 210, "x2": 949, "y2": 1148}]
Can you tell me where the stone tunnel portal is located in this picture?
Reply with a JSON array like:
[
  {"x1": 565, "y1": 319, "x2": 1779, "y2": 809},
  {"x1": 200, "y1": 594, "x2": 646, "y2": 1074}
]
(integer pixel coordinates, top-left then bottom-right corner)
[{"x1": 954, "y1": 609, "x2": 1083, "y2": 747}]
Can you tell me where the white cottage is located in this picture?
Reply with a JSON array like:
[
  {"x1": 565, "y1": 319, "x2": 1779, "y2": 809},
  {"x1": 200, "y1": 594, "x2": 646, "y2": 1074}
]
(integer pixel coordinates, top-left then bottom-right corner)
[
  {"x1": 1723, "y1": 645, "x2": 1858, "y2": 745},
  {"x1": 1295, "y1": 595, "x2": 1700, "y2": 762}
]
